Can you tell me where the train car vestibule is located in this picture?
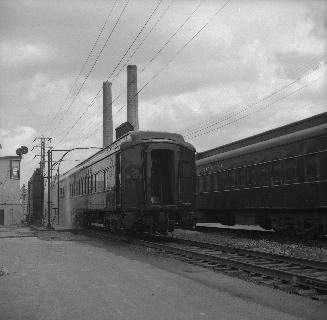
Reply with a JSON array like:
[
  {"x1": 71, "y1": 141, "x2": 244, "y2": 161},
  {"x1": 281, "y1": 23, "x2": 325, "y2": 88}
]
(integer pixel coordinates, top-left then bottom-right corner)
[{"x1": 150, "y1": 149, "x2": 174, "y2": 204}]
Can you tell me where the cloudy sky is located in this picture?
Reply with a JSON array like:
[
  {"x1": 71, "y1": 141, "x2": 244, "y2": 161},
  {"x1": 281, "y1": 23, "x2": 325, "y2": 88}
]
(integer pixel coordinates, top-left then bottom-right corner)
[{"x1": 0, "y1": 0, "x2": 326, "y2": 186}]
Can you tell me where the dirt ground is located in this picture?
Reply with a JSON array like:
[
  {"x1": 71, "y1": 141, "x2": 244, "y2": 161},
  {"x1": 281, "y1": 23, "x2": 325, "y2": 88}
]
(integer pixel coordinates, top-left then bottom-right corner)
[{"x1": 0, "y1": 227, "x2": 326, "y2": 320}]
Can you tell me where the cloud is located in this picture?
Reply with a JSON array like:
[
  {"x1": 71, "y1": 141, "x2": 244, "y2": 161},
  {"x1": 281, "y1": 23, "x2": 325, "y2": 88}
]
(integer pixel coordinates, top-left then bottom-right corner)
[
  {"x1": 1, "y1": 0, "x2": 326, "y2": 185},
  {"x1": 0, "y1": 41, "x2": 54, "y2": 68},
  {"x1": 0, "y1": 126, "x2": 35, "y2": 156}
]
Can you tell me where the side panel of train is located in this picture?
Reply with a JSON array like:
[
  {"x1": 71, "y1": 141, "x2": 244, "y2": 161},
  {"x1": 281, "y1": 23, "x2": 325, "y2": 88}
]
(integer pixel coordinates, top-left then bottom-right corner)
[
  {"x1": 196, "y1": 125, "x2": 327, "y2": 234},
  {"x1": 53, "y1": 133, "x2": 196, "y2": 233}
]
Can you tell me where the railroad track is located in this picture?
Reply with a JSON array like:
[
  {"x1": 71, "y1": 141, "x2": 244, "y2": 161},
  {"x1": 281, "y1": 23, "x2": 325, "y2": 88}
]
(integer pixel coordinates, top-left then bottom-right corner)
[{"x1": 79, "y1": 228, "x2": 327, "y2": 302}]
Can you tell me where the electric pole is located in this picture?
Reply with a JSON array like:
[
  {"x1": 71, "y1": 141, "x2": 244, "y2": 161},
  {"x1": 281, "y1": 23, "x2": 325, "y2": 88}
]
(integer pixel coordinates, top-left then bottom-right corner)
[
  {"x1": 47, "y1": 149, "x2": 52, "y2": 229},
  {"x1": 32, "y1": 137, "x2": 52, "y2": 176}
]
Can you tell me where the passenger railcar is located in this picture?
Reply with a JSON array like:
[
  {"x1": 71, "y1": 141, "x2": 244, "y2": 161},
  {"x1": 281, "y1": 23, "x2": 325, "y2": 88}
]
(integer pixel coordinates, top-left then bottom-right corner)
[
  {"x1": 27, "y1": 168, "x2": 44, "y2": 225},
  {"x1": 196, "y1": 123, "x2": 327, "y2": 235},
  {"x1": 53, "y1": 130, "x2": 196, "y2": 234}
]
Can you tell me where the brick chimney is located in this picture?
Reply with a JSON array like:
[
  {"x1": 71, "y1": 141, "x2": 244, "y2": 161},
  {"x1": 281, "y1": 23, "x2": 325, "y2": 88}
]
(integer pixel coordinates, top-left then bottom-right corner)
[
  {"x1": 127, "y1": 65, "x2": 139, "y2": 131},
  {"x1": 103, "y1": 81, "x2": 113, "y2": 147}
]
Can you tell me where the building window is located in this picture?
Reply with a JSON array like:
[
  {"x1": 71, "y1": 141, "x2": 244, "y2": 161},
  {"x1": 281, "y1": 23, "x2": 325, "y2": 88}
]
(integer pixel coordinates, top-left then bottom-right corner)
[{"x1": 10, "y1": 160, "x2": 20, "y2": 179}]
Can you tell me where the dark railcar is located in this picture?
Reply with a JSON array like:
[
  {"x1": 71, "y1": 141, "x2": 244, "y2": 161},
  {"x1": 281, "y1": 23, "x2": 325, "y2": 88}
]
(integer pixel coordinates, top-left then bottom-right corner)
[
  {"x1": 196, "y1": 123, "x2": 327, "y2": 235},
  {"x1": 27, "y1": 168, "x2": 44, "y2": 226},
  {"x1": 50, "y1": 131, "x2": 196, "y2": 234}
]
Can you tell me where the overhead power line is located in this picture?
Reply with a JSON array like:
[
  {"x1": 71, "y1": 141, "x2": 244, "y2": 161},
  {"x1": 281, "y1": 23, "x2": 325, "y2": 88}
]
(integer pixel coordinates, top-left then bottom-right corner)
[
  {"x1": 42, "y1": 0, "x2": 119, "y2": 135},
  {"x1": 57, "y1": 0, "x2": 231, "y2": 148},
  {"x1": 180, "y1": 60, "x2": 326, "y2": 138},
  {"x1": 184, "y1": 72, "x2": 326, "y2": 140},
  {"x1": 48, "y1": 0, "x2": 131, "y2": 138},
  {"x1": 53, "y1": 0, "x2": 165, "y2": 148}
]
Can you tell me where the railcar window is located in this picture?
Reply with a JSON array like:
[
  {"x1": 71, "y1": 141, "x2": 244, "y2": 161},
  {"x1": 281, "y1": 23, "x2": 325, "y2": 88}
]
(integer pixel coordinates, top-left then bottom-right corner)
[
  {"x1": 94, "y1": 174, "x2": 97, "y2": 193},
  {"x1": 239, "y1": 168, "x2": 246, "y2": 187},
  {"x1": 213, "y1": 173, "x2": 218, "y2": 190},
  {"x1": 221, "y1": 171, "x2": 227, "y2": 189},
  {"x1": 272, "y1": 161, "x2": 283, "y2": 185},
  {"x1": 248, "y1": 166, "x2": 257, "y2": 186},
  {"x1": 228, "y1": 170, "x2": 236, "y2": 188},
  {"x1": 103, "y1": 171, "x2": 106, "y2": 190},
  {"x1": 199, "y1": 175, "x2": 205, "y2": 192},
  {"x1": 90, "y1": 175, "x2": 93, "y2": 193},
  {"x1": 204, "y1": 174, "x2": 211, "y2": 191},
  {"x1": 259, "y1": 164, "x2": 271, "y2": 186},
  {"x1": 284, "y1": 158, "x2": 297, "y2": 183},
  {"x1": 305, "y1": 155, "x2": 320, "y2": 180}
]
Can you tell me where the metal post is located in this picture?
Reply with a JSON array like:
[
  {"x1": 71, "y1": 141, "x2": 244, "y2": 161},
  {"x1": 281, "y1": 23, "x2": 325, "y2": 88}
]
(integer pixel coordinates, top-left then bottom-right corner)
[
  {"x1": 47, "y1": 149, "x2": 52, "y2": 229},
  {"x1": 57, "y1": 166, "x2": 60, "y2": 225}
]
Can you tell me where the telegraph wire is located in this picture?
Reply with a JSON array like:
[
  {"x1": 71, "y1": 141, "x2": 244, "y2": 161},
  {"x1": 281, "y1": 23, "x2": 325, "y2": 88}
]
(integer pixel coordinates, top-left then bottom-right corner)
[
  {"x1": 184, "y1": 72, "x2": 326, "y2": 140},
  {"x1": 179, "y1": 59, "x2": 326, "y2": 136},
  {"x1": 63, "y1": 0, "x2": 175, "y2": 148},
  {"x1": 140, "y1": 0, "x2": 205, "y2": 74},
  {"x1": 53, "y1": 0, "x2": 165, "y2": 148},
  {"x1": 42, "y1": 0, "x2": 119, "y2": 135},
  {"x1": 59, "y1": 0, "x2": 232, "y2": 148},
  {"x1": 48, "y1": 0, "x2": 131, "y2": 138},
  {"x1": 110, "y1": 0, "x2": 174, "y2": 82},
  {"x1": 137, "y1": 0, "x2": 232, "y2": 96}
]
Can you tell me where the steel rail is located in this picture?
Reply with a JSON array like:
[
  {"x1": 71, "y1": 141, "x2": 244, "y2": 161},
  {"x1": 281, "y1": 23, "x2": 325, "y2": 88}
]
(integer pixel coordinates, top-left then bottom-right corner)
[
  {"x1": 135, "y1": 239, "x2": 327, "y2": 292},
  {"x1": 170, "y1": 237, "x2": 327, "y2": 271}
]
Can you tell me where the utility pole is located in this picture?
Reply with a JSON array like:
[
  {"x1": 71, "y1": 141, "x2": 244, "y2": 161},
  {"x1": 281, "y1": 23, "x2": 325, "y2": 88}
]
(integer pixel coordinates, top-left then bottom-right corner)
[
  {"x1": 32, "y1": 137, "x2": 52, "y2": 176},
  {"x1": 47, "y1": 149, "x2": 52, "y2": 229}
]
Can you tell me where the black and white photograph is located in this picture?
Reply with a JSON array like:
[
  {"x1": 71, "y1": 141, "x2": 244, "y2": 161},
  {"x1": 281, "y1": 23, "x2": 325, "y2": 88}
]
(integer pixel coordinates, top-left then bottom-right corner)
[{"x1": 0, "y1": 0, "x2": 326, "y2": 319}]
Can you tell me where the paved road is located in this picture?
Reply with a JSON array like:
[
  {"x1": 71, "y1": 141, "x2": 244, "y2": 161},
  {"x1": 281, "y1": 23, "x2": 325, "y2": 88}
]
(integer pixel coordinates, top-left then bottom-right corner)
[{"x1": 0, "y1": 227, "x2": 326, "y2": 320}]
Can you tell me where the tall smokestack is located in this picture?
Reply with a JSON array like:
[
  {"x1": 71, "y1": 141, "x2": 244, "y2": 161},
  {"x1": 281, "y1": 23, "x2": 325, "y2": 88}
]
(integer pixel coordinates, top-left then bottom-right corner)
[
  {"x1": 127, "y1": 65, "x2": 139, "y2": 130},
  {"x1": 103, "y1": 81, "x2": 113, "y2": 147}
]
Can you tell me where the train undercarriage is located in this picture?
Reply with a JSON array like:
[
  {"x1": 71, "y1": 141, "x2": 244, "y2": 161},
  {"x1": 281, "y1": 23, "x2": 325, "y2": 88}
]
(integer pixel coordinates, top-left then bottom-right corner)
[
  {"x1": 198, "y1": 208, "x2": 327, "y2": 238},
  {"x1": 75, "y1": 209, "x2": 184, "y2": 236}
]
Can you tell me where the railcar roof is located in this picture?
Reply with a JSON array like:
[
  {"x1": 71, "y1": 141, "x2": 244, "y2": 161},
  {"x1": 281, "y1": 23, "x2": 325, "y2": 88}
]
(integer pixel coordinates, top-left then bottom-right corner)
[
  {"x1": 129, "y1": 131, "x2": 185, "y2": 143},
  {"x1": 197, "y1": 112, "x2": 327, "y2": 160},
  {"x1": 197, "y1": 123, "x2": 327, "y2": 167},
  {"x1": 59, "y1": 130, "x2": 190, "y2": 180}
]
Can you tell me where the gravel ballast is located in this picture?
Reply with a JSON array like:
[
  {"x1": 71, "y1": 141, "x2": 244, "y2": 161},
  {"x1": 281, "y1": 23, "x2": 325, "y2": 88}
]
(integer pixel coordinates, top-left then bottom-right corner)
[{"x1": 173, "y1": 228, "x2": 327, "y2": 262}]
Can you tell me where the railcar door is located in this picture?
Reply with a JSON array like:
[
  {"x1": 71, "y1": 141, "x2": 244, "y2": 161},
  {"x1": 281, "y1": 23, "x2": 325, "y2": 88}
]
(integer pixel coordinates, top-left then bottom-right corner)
[
  {"x1": 115, "y1": 153, "x2": 121, "y2": 208},
  {"x1": 178, "y1": 147, "x2": 196, "y2": 207},
  {"x1": 121, "y1": 145, "x2": 145, "y2": 211},
  {"x1": 0, "y1": 209, "x2": 4, "y2": 225},
  {"x1": 150, "y1": 149, "x2": 174, "y2": 205}
]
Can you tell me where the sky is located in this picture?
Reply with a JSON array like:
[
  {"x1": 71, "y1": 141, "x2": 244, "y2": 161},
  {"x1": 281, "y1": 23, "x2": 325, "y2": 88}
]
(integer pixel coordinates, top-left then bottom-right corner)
[{"x1": 0, "y1": 0, "x2": 326, "y2": 186}]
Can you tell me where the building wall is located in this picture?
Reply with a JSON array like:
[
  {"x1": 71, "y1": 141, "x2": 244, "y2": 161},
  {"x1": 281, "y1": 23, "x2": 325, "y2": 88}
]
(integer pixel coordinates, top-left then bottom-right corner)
[{"x1": 0, "y1": 157, "x2": 22, "y2": 225}]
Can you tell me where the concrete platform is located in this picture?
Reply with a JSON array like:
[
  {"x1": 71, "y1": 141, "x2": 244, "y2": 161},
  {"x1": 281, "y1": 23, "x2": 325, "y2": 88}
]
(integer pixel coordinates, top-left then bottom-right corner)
[{"x1": 0, "y1": 227, "x2": 326, "y2": 320}]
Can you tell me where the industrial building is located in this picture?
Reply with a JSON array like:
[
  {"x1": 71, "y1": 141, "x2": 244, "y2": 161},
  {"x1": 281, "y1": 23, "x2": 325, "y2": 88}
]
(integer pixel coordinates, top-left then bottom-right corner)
[{"x1": 0, "y1": 155, "x2": 22, "y2": 225}]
